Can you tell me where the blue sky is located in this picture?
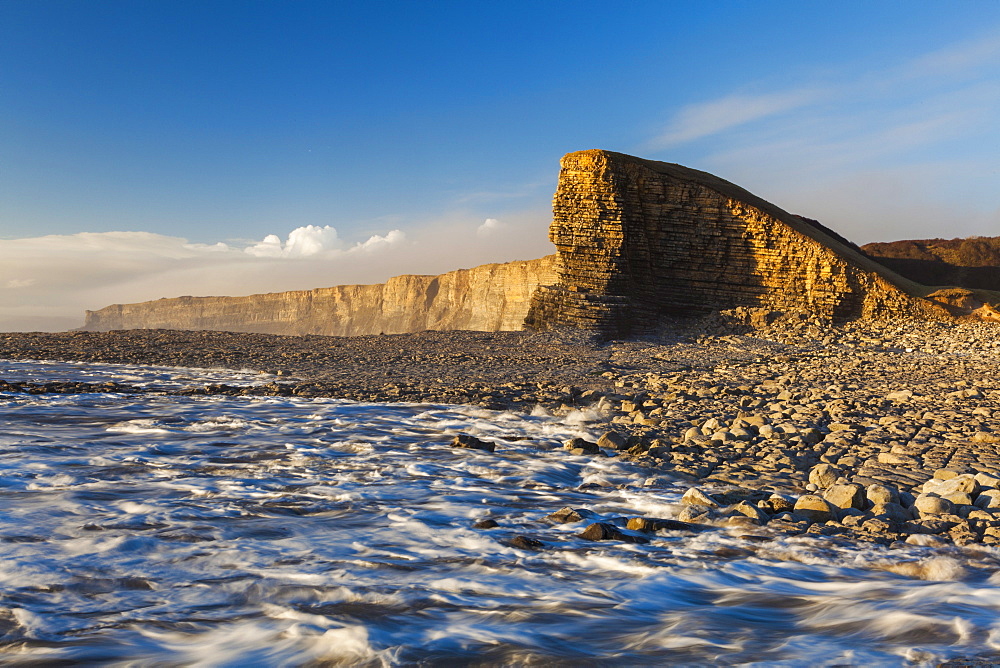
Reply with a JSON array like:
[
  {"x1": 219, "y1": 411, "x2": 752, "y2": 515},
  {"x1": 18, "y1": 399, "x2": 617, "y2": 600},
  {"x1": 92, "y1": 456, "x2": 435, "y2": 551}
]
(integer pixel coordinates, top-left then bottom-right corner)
[{"x1": 2, "y1": 1, "x2": 1000, "y2": 329}]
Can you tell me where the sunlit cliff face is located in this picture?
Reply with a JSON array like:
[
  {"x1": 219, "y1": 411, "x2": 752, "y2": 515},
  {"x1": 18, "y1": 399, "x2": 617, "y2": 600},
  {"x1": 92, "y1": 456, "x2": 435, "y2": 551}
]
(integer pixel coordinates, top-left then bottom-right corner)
[{"x1": 528, "y1": 150, "x2": 945, "y2": 336}]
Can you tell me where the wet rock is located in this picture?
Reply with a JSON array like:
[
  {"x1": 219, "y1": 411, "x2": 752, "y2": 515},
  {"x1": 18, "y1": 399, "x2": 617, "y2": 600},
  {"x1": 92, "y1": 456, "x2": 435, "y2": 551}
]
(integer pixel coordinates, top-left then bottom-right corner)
[
  {"x1": 677, "y1": 504, "x2": 715, "y2": 523},
  {"x1": 626, "y1": 517, "x2": 706, "y2": 532},
  {"x1": 726, "y1": 515, "x2": 761, "y2": 528},
  {"x1": 473, "y1": 519, "x2": 499, "y2": 529},
  {"x1": 712, "y1": 488, "x2": 770, "y2": 506},
  {"x1": 450, "y1": 434, "x2": 495, "y2": 452},
  {"x1": 563, "y1": 438, "x2": 600, "y2": 455},
  {"x1": 766, "y1": 493, "x2": 796, "y2": 513},
  {"x1": 597, "y1": 431, "x2": 628, "y2": 450},
  {"x1": 681, "y1": 487, "x2": 719, "y2": 508},
  {"x1": 731, "y1": 501, "x2": 769, "y2": 524},
  {"x1": 578, "y1": 522, "x2": 650, "y2": 544},
  {"x1": 509, "y1": 535, "x2": 545, "y2": 550},
  {"x1": 545, "y1": 507, "x2": 595, "y2": 524},
  {"x1": 860, "y1": 517, "x2": 901, "y2": 536}
]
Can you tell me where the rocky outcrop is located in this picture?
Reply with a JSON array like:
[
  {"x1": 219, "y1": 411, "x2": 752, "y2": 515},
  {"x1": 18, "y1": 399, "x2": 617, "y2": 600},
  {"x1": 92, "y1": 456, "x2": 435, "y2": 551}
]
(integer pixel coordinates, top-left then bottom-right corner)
[
  {"x1": 83, "y1": 256, "x2": 557, "y2": 336},
  {"x1": 525, "y1": 150, "x2": 946, "y2": 335}
]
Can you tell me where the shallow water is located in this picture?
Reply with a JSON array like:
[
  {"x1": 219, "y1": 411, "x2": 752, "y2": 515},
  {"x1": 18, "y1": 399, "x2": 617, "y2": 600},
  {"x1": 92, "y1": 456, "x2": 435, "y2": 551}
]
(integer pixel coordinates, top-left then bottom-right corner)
[{"x1": 0, "y1": 360, "x2": 999, "y2": 666}]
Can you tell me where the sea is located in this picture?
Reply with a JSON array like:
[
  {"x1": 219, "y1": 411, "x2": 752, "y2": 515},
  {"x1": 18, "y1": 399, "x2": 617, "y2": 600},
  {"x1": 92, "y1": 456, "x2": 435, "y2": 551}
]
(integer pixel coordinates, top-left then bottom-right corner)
[{"x1": 0, "y1": 359, "x2": 998, "y2": 667}]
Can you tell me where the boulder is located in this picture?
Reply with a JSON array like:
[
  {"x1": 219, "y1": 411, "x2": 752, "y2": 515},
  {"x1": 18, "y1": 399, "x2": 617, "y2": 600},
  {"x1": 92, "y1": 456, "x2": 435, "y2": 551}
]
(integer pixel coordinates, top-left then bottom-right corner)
[
  {"x1": 626, "y1": 517, "x2": 705, "y2": 532},
  {"x1": 823, "y1": 483, "x2": 866, "y2": 510},
  {"x1": 681, "y1": 487, "x2": 719, "y2": 508},
  {"x1": 509, "y1": 535, "x2": 545, "y2": 550},
  {"x1": 578, "y1": 522, "x2": 649, "y2": 544},
  {"x1": 808, "y1": 463, "x2": 840, "y2": 489},
  {"x1": 597, "y1": 431, "x2": 628, "y2": 450},
  {"x1": 793, "y1": 495, "x2": 837, "y2": 523},
  {"x1": 913, "y1": 494, "x2": 955, "y2": 517},
  {"x1": 677, "y1": 504, "x2": 715, "y2": 523},
  {"x1": 732, "y1": 501, "x2": 769, "y2": 524},
  {"x1": 866, "y1": 484, "x2": 899, "y2": 506},
  {"x1": 975, "y1": 489, "x2": 1000, "y2": 509},
  {"x1": 923, "y1": 474, "x2": 979, "y2": 498},
  {"x1": 563, "y1": 437, "x2": 600, "y2": 455},
  {"x1": 545, "y1": 507, "x2": 593, "y2": 524},
  {"x1": 871, "y1": 502, "x2": 911, "y2": 523}
]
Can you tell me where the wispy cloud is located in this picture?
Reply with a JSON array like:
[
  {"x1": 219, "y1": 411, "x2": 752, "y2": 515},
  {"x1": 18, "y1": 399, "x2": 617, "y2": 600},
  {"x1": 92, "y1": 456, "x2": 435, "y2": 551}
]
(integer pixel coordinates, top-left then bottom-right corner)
[
  {"x1": 647, "y1": 88, "x2": 826, "y2": 149},
  {"x1": 644, "y1": 28, "x2": 1000, "y2": 243},
  {"x1": 900, "y1": 29, "x2": 1000, "y2": 80}
]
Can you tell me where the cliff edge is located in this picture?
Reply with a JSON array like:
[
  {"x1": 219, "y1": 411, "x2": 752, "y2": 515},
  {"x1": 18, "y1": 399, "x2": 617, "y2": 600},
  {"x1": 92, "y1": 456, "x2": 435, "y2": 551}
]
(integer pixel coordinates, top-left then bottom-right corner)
[
  {"x1": 83, "y1": 256, "x2": 557, "y2": 336},
  {"x1": 524, "y1": 150, "x2": 947, "y2": 335}
]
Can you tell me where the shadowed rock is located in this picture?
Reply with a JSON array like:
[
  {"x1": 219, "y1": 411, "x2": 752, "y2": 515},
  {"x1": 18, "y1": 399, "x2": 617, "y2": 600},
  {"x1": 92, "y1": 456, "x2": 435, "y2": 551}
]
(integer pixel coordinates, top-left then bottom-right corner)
[{"x1": 450, "y1": 434, "x2": 495, "y2": 452}]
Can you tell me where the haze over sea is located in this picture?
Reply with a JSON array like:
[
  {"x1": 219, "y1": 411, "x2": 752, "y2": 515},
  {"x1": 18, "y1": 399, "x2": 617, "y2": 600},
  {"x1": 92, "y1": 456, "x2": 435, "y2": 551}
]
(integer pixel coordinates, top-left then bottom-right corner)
[{"x1": 1, "y1": 358, "x2": 999, "y2": 666}]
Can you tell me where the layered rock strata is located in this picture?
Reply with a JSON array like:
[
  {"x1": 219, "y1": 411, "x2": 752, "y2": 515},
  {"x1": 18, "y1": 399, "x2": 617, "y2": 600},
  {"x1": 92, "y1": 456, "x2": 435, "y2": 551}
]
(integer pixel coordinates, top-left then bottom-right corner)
[
  {"x1": 525, "y1": 150, "x2": 944, "y2": 335},
  {"x1": 83, "y1": 256, "x2": 557, "y2": 336}
]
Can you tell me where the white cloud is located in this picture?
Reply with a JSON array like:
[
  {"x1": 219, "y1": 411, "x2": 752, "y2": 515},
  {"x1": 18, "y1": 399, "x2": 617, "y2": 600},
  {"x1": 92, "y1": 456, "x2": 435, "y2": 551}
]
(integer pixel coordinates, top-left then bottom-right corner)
[
  {"x1": 476, "y1": 218, "x2": 506, "y2": 237},
  {"x1": 245, "y1": 224, "x2": 343, "y2": 257},
  {"x1": 0, "y1": 212, "x2": 551, "y2": 332},
  {"x1": 354, "y1": 229, "x2": 406, "y2": 252},
  {"x1": 244, "y1": 224, "x2": 406, "y2": 258}
]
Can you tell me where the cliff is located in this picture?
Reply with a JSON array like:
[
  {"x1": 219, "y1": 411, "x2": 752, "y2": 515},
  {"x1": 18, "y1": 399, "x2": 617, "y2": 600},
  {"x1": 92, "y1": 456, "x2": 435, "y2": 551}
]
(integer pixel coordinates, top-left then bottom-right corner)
[
  {"x1": 862, "y1": 236, "x2": 1000, "y2": 292},
  {"x1": 524, "y1": 150, "x2": 945, "y2": 335},
  {"x1": 83, "y1": 256, "x2": 558, "y2": 336},
  {"x1": 85, "y1": 149, "x2": 979, "y2": 338}
]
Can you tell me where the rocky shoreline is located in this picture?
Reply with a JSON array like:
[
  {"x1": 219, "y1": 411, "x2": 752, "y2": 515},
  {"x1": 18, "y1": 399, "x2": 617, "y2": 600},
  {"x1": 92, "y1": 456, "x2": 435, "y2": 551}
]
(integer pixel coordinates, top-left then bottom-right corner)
[{"x1": 3, "y1": 309, "x2": 1000, "y2": 550}]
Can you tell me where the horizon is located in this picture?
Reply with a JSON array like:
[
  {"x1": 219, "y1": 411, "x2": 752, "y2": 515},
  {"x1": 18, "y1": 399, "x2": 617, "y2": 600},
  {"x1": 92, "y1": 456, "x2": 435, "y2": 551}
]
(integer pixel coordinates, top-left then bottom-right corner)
[{"x1": 3, "y1": 1, "x2": 1000, "y2": 331}]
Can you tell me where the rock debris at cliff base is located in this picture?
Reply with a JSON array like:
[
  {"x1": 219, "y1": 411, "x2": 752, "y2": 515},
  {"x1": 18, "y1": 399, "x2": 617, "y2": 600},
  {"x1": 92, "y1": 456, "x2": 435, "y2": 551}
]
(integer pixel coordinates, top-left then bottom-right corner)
[{"x1": 3, "y1": 313, "x2": 1000, "y2": 549}]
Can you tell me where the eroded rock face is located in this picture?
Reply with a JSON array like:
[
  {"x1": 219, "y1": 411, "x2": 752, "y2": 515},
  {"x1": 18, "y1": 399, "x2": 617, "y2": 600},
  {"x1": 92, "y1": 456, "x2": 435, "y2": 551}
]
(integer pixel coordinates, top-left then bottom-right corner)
[
  {"x1": 525, "y1": 150, "x2": 945, "y2": 335},
  {"x1": 83, "y1": 256, "x2": 557, "y2": 336}
]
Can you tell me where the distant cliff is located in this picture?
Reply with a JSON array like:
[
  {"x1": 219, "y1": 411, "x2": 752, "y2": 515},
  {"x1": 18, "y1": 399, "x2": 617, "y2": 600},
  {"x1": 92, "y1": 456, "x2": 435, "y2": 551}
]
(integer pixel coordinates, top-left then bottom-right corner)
[
  {"x1": 83, "y1": 256, "x2": 558, "y2": 336},
  {"x1": 862, "y1": 236, "x2": 1000, "y2": 292}
]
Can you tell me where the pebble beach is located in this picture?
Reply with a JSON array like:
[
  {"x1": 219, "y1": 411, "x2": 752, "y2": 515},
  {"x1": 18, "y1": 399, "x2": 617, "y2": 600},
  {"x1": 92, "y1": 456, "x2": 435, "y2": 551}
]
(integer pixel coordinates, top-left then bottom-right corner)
[{"x1": 3, "y1": 310, "x2": 1000, "y2": 551}]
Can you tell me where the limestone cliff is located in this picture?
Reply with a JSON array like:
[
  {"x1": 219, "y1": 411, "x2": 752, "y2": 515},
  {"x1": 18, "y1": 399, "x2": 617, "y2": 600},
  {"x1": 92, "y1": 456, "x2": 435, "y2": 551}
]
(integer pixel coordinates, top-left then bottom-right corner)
[
  {"x1": 83, "y1": 256, "x2": 557, "y2": 336},
  {"x1": 525, "y1": 150, "x2": 946, "y2": 335}
]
